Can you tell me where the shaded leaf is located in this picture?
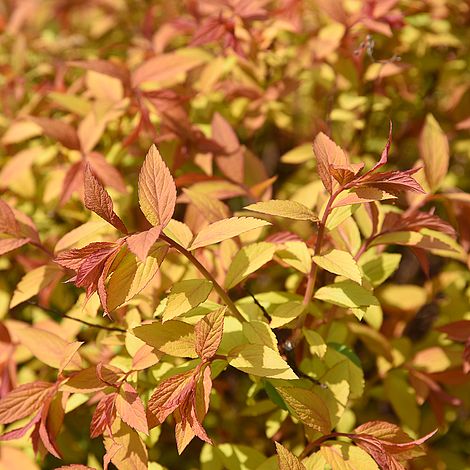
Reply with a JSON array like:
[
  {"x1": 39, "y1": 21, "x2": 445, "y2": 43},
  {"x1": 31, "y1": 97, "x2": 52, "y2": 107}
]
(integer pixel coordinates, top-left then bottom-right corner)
[
  {"x1": 245, "y1": 200, "x2": 318, "y2": 222},
  {"x1": 115, "y1": 382, "x2": 149, "y2": 435},
  {"x1": 195, "y1": 307, "x2": 226, "y2": 360}
]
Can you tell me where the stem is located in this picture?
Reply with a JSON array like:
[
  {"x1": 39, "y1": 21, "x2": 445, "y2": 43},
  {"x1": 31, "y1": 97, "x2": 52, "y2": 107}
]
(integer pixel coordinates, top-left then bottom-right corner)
[
  {"x1": 299, "y1": 432, "x2": 351, "y2": 460},
  {"x1": 28, "y1": 302, "x2": 127, "y2": 332},
  {"x1": 160, "y1": 234, "x2": 246, "y2": 323},
  {"x1": 303, "y1": 189, "x2": 342, "y2": 305}
]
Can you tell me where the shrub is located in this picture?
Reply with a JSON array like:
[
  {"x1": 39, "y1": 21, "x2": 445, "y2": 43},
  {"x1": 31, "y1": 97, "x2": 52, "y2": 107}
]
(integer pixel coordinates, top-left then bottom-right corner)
[{"x1": 0, "y1": 1, "x2": 469, "y2": 469}]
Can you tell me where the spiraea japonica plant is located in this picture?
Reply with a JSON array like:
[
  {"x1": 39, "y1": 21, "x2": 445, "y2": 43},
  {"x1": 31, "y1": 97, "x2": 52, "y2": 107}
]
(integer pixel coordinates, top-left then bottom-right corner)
[{"x1": 1, "y1": 1, "x2": 470, "y2": 469}]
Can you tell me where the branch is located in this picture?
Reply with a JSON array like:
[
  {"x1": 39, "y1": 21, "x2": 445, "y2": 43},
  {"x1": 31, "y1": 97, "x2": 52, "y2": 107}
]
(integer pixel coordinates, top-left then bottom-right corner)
[
  {"x1": 160, "y1": 233, "x2": 246, "y2": 323},
  {"x1": 27, "y1": 301, "x2": 127, "y2": 332}
]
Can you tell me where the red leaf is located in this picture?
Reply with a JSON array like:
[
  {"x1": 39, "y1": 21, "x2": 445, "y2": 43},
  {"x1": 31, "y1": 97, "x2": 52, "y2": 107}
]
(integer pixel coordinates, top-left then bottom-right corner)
[
  {"x1": 0, "y1": 237, "x2": 30, "y2": 256},
  {"x1": 84, "y1": 164, "x2": 128, "y2": 233},
  {"x1": 115, "y1": 382, "x2": 149, "y2": 435},
  {"x1": 0, "y1": 200, "x2": 19, "y2": 236},
  {"x1": 67, "y1": 59, "x2": 130, "y2": 86},
  {"x1": 0, "y1": 381, "x2": 54, "y2": 424},
  {"x1": 436, "y1": 320, "x2": 470, "y2": 342},
  {"x1": 0, "y1": 412, "x2": 41, "y2": 441},
  {"x1": 381, "y1": 211, "x2": 456, "y2": 237},
  {"x1": 59, "y1": 161, "x2": 84, "y2": 207},
  {"x1": 29, "y1": 117, "x2": 81, "y2": 150},
  {"x1": 354, "y1": 168, "x2": 425, "y2": 194},
  {"x1": 90, "y1": 393, "x2": 117, "y2": 438}
]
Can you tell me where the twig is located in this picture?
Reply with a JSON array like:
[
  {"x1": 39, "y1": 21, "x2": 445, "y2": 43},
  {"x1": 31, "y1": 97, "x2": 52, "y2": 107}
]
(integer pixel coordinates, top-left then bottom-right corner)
[{"x1": 27, "y1": 301, "x2": 127, "y2": 332}]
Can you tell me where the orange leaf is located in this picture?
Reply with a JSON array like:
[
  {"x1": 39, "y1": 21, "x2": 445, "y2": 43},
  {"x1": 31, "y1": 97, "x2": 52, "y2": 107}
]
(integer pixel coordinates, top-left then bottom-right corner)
[
  {"x1": 115, "y1": 382, "x2": 149, "y2": 435},
  {"x1": 126, "y1": 225, "x2": 162, "y2": 261},
  {"x1": 194, "y1": 307, "x2": 226, "y2": 360},
  {"x1": 138, "y1": 145, "x2": 177, "y2": 228}
]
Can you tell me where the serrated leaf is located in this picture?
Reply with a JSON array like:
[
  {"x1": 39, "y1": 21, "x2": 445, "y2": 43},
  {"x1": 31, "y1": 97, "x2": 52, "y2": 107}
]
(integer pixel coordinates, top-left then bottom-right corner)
[
  {"x1": 313, "y1": 249, "x2": 362, "y2": 284},
  {"x1": 275, "y1": 442, "x2": 306, "y2": 470},
  {"x1": 115, "y1": 382, "x2": 149, "y2": 435},
  {"x1": 229, "y1": 344, "x2": 298, "y2": 379},
  {"x1": 189, "y1": 217, "x2": 270, "y2": 250},
  {"x1": 276, "y1": 386, "x2": 331, "y2": 433},
  {"x1": 225, "y1": 242, "x2": 276, "y2": 289},
  {"x1": 0, "y1": 382, "x2": 54, "y2": 424},
  {"x1": 245, "y1": 200, "x2": 318, "y2": 222},
  {"x1": 195, "y1": 307, "x2": 226, "y2": 360},
  {"x1": 242, "y1": 321, "x2": 278, "y2": 351},
  {"x1": 419, "y1": 114, "x2": 449, "y2": 192},
  {"x1": 163, "y1": 279, "x2": 213, "y2": 322},
  {"x1": 138, "y1": 145, "x2": 176, "y2": 228},
  {"x1": 320, "y1": 442, "x2": 379, "y2": 470}
]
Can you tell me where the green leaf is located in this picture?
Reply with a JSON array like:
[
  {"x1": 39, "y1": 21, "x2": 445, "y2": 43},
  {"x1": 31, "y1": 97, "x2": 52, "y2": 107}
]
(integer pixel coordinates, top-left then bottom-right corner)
[
  {"x1": 245, "y1": 200, "x2": 318, "y2": 222},
  {"x1": 314, "y1": 280, "x2": 378, "y2": 309},
  {"x1": 313, "y1": 249, "x2": 362, "y2": 284},
  {"x1": 225, "y1": 242, "x2": 276, "y2": 289},
  {"x1": 162, "y1": 279, "x2": 213, "y2": 321},
  {"x1": 229, "y1": 344, "x2": 298, "y2": 379}
]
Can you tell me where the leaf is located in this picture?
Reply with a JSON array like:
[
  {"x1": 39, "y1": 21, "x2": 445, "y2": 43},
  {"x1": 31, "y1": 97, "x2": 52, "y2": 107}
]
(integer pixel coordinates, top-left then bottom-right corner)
[
  {"x1": 245, "y1": 200, "x2": 318, "y2": 222},
  {"x1": 105, "y1": 242, "x2": 168, "y2": 311},
  {"x1": 90, "y1": 393, "x2": 117, "y2": 438},
  {"x1": 354, "y1": 168, "x2": 425, "y2": 195},
  {"x1": 0, "y1": 382, "x2": 53, "y2": 424},
  {"x1": 126, "y1": 225, "x2": 162, "y2": 261},
  {"x1": 313, "y1": 249, "x2": 362, "y2": 284},
  {"x1": 115, "y1": 382, "x2": 149, "y2": 435},
  {"x1": 132, "y1": 50, "x2": 208, "y2": 86},
  {"x1": 133, "y1": 320, "x2": 196, "y2": 358},
  {"x1": 195, "y1": 307, "x2": 226, "y2": 360},
  {"x1": 314, "y1": 280, "x2": 378, "y2": 309},
  {"x1": 29, "y1": 117, "x2": 81, "y2": 150},
  {"x1": 437, "y1": 320, "x2": 470, "y2": 342},
  {"x1": 189, "y1": 217, "x2": 270, "y2": 250},
  {"x1": 162, "y1": 279, "x2": 213, "y2": 322},
  {"x1": 313, "y1": 133, "x2": 355, "y2": 193},
  {"x1": 183, "y1": 188, "x2": 230, "y2": 223},
  {"x1": 83, "y1": 164, "x2": 127, "y2": 233},
  {"x1": 303, "y1": 330, "x2": 327, "y2": 358},
  {"x1": 419, "y1": 114, "x2": 449, "y2": 192},
  {"x1": 0, "y1": 237, "x2": 30, "y2": 256},
  {"x1": 138, "y1": 144, "x2": 177, "y2": 228},
  {"x1": 103, "y1": 419, "x2": 148, "y2": 470},
  {"x1": 163, "y1": 219, "x2": 193, "y2": 249},
  {"x1": 319, "y1": 442, "x2": 379, "y2": 470},
  {"x1": 10, "y1": 264, "x2": 61, "y2": 308},
  {"x1": 228, "y1": 344, "x2": 298, "y2": 379},
  {"x1": 275, "y1": 442, "x2": 306, "y2": 470},
  {"x1": 280, "y1": 143, "x2": 313, "y2": 164},
  {"x1": 359, "y1": 253, "x2": 401, "y2": 287},
  {"x1": 225, "y1": 242, "x2": 276, "y2": 289},
  {"x1": 270, "y1": 301, "x2": 305, "y2": 328},
  {"x1": 276, "y1": 386, "x2": 332, "y2": 433},
  {"x1": 14, "y1": 326, "x2": 82, "y2": 371},
  {"x1": 276, "y1": 241, "x2": 312, "y2": 274}
]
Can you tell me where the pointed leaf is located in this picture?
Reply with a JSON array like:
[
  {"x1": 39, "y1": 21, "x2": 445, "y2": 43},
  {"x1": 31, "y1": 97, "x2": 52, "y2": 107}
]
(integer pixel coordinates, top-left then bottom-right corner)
[
  {"x1": 315, "y1": 280, "x2": 379, "y2": 309},
  {"x1": 115, "y1": 382, "x2": 149, "y2": 435},
  {"x1": 195, "y1": 307, "x2": 226, "y2": 360},
  {"x1": 138, "y1": 145, "x2": 176, "y2": 227},
  {"x1": 313, "y1": 249, "x2": 362, "y2": 284},
  {"x1": 245, "y1": 200, "x2": 319, "y2": 222},
  {"x1": 275, "y1": 442, "x2": 306, "y2": 470},
  {"x1": 126, "y1": 225, "x2": 162, "y2": 261},
  {"x1": 189, "y1": 217, "x2": 270, "y2": 250}
]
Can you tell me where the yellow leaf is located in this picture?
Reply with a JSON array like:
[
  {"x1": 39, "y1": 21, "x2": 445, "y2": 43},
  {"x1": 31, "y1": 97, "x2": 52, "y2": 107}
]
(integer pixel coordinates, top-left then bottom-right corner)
[
  {"x1": 359, "y1": 253, "x2": 401, "y2": 287},
  {"x1": 276, "y1": 386, "x2": 332, "y2": 433},
  {"x1": 10, "y1": 264, "x2": 61, "y2": 308},
  {"x1": 242, "y1": 321, "x2": 278, "y2": 351},
  {"x1": 229, "y1": 344, "x2": 298, "y2": 379},
  {"x1": 320, "y1": 442, "x2": 379, "y2": 470},
  {"x1": 270, "y1": 301, "x2": 305, "y2": 328},
  {"x1": 189, "y1": 217, "x2": 270, "y2": 251},
  {"x1": 106, "y1": 242, "x2": 168, "y2": 311},
  {"x1": 162, "y1": 279, "x2": 213, "y2": 322},
  {"x1": 133, "y1": 320, "x2": 196, "y2": 358},
  {"x1": 14, "y1": 326, "x2": 82, "y2": 371},
  {"x1": 419, "y1": 114, "x2": 449, "y2": 192},
  {"x1": 225, "y1": 242, "x2": 276, "y2": 289},
  {"x1": 313, "y1": 249, "x2": 362, "y2": 284},
  {"x1": 183, "y1": 188, "x2": 230, "y2": 223},
  {"x1": 138, "y1": 145, "x2": 176, "y2": 227},
  {"x1": 163, "y1": 219, "x2": 193, "y2": 249},
  {"x1": 314, "y1": 280, "x2": 378, "y2": 309},
  {"x1": 275, "y1": 442, "x2": 306, "y2": 470},
  {"x1": 245, "y1": 200, "x2": 319, "y2": 222},
  {"x1": 276, "y1": 241, "x2": 312, "y2": 274},
  {"x1": 280, "y1": 144, "x2": 313, "y2": 164},
  {"x1": 303, "y1": 330, "x2": 327, "y2": 358}
]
